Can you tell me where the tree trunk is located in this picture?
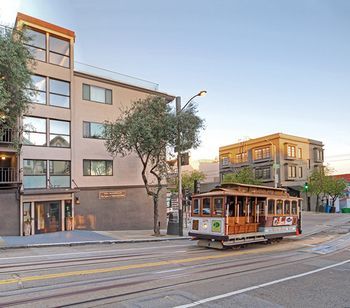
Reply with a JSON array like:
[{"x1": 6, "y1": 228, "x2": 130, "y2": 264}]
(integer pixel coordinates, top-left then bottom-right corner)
[
  {"x1": 315, "y1": 194, "x2": 320, "y2": 212},
  {"x1": 153, "y1": 196, "x2": 160, "y2": 236}
]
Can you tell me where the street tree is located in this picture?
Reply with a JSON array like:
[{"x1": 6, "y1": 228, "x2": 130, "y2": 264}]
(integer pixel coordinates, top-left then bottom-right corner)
[
  {"x1": 308, "y1": 168, "x2": 329, "y2": 212},
  {"x1": 325, "y1": 176, "x2": 347, "y2": 209},
  {"x1": 222, "y1": 167, "x2": 262, "y2": 185},
  {"x1": 104, "y1": 96, "x2": 204, "y2": 235},
  {"x1": 182, "y1": 170, "x2": 206, "y2": 193},
  {"x1": 0, "y1": 26, "x2": 33, "y2": 149}
]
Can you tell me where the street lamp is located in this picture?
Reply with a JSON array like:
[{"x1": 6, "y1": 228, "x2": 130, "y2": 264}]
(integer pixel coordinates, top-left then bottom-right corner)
[
  {"x1": 265, "y1": 139, "x2": 278, "y2": 188},
  {"x1": 176, "y1": 90, "x2": 206, "y2": 236}
]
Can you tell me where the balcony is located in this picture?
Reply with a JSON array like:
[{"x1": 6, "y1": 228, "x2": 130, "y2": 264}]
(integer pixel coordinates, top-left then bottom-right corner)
[
  {"x1": 0, "y1": 167, "x2": 18, "y2": 184},
  {"x1": 0, "y1": 129, "x2": 13, "y2": 144}
]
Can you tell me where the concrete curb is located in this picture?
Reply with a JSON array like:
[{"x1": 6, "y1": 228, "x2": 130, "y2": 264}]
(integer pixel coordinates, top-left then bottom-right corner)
[{"x1": 0, "y1": 236, "x2": 192, "y2": 250}]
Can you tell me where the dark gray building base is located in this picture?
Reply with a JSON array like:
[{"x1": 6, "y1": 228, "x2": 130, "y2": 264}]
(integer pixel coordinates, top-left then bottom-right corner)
[
  {"x1": 0, "y1": 188, "x2": 19, "y2": 235},
  {"x1": 75, "y1": 186, "x2": 167, "y2": 231}
]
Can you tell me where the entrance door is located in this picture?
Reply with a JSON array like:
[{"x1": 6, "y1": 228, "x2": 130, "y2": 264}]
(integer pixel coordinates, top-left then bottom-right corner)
[{"x1": 35, "y1": 201, "x2": 61, "y2": 233}]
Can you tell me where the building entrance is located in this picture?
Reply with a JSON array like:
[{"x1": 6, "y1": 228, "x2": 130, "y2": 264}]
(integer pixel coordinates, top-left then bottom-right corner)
[{"x1": 35, "y1": 201, "x2": 61, "y2": 233}]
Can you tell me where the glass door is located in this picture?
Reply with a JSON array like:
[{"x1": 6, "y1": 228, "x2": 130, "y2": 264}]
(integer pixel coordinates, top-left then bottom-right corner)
[{"x1": 35, "y1": 201, "x2": 61, "y2": 233}]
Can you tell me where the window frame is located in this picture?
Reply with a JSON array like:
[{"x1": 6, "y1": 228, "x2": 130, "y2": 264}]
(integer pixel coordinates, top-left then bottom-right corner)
[
  {"x1": 267, "y1": 199, "x2": 275, "y2": 215},
  {"x1": 23, "y1": 159, "x2": 47, "y2": 189},
  {"x1": 83, "y1": 159, "x2": 113, "y2": 176},
  {"x1": 213, "y1": 197, "x2": 224, "y2": 217},
  {"x1": 23, "y1": 27, "x2": 47, "y2": 62},
  {"x1": 83, "y1": 121, "x2": 106, "y2": 139},
  {"x1": 192, "y1": 198, "x2": 200, "y2": 216},
  {"x1": 48, "y1": 34, "x2": 70, "y2": 68},
  {"x1": 82, "y1": 84, "x2": 113, "y2": 105},
  {"x1": 22, "y1": 116, "x2": 47, "y2": 147},
  {"x1": 201, "y1": 198, "x2": 211, "y2": 216},
  {"x1": 49, "y1": 119, "x2": 71, "y2": 148},
  {"x1": 49, "y1": 78, "x2": 70, "y2": 109}
]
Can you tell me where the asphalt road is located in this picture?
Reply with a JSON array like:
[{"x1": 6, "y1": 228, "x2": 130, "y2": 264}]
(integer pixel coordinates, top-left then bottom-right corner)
[{"x1": 0, "y1": 227, "x2": 350, "y2": 308}]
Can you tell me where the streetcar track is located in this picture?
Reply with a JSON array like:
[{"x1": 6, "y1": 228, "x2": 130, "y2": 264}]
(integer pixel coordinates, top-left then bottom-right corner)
[{"x1": 1, "y1": 245, "x2": 341, "y2": 307}]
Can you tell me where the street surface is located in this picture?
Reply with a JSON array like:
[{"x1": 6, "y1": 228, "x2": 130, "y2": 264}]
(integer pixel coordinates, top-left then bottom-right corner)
[{"x1": 0, "y1": 215, "x2": 349, "y2": 307}]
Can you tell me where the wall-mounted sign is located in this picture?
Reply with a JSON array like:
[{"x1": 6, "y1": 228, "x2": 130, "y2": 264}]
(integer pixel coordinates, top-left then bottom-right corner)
[{"x1": 99, "y1": 191, "x2": 126, "y2": 199}]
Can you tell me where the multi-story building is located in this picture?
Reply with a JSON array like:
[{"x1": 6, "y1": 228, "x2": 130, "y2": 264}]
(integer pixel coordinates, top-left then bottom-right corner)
[
  {"x1": 219, "y1": 133, "x2": 324, "y2": 210},
  {"x1": 0, "y1": 13, "x2": 174, "y2": 236}
]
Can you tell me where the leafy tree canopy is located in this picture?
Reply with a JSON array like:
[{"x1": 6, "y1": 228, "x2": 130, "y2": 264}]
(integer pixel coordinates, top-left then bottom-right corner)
[
  {"x1": 104, "y1": 96, "x2": 204, "y2": 235},
  {"x1": 0, "y1": 26, "x2": 33, "y2": 148},
  {"x1": 182, "y1": 170, "x2": 206, "y2": 193},
  {"x1": 222, "y1": 167, "x2": 262, "y2": 185}
]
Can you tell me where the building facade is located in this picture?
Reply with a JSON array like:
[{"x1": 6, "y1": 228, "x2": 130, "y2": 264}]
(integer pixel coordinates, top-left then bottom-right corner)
[
  {"x1": 219, "y1": 133, "x2": 324, "y2": 210},
  {"x1": 0, "y1": 13, "x2": 174, "y2": 235}
]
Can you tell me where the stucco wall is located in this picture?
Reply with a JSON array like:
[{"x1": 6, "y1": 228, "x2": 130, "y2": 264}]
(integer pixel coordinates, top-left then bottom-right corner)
[{"x1": 74, "y1": 186, "x2": 167, "y2": 230}]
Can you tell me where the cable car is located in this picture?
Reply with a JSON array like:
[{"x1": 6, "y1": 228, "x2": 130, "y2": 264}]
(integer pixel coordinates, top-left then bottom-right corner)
[{"x1": 189, "y1": 183, "x2": 302, "y2": 249}]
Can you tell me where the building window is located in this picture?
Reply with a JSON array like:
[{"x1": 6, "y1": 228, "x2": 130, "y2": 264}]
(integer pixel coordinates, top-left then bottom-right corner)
[
  {"x1": 268, "y1": 199, "x2": 275, "y2": 215},
  {"x1": 284, "y1": 200, "x2": 291, "y2": 215},
  {"x1": 49, "y1": 78, "x2": 70, "y2": 108},
  {"x1": 23, "y1": 159, "x2": 47, "y2": 189},
  {"x1": 23, "y1": 117, "x2": 71, "y2": 148},
  {"x1": 28, "y1": 75, "x2": 46, "y2": 104},
  {"x1": 49, "y1": 35, "x2": 70, "y2": 68},
  {"x1": 314, "y1": 148, "x2": 323, "y2": 162},
  {"x1": 24, "y1": 27, "x2": 46, "y2": 62},
  {"x1": 49, "y1": 160, "x2": 70, "y2": 188},
  {"x1": 83, "y1": 84, "x2": 112, "y2": 104},
  {"x1": 202, "y1": 198, "x2": 211, "y2": 216},
  {"x1": 49, "y1": 120, "x2": 70, "y2": 147},
  {"x1": 287, "y1": 145, "x2": 296, "y2": 158},
  {"x1": 298, "y1": 148, "x2": 302, "y2": 159},
  {"x1": 298, "y1": 166, "x2": 303, "y2": 178},
  {"x1": 254, "y1": 147, "x2": 270, "y2": 160},
  {"x1": 221, "y1": 157, "x2": 230, "y2": 166},
  {"x1": 288, "y1": 165, "x2": 297, "y2": 178},
  {"x1": 255, "y1": 167, "x2": 271, "y2": 179},
  {"x1": 83, "y1": 122, "x2": 106, "y2": 139},
  {"x1": 23, "y1": 116, "x2": 47, "y2": 146},
  {"x1": 83, "y1": 160, "x2": 113, "y2": 176},
  {"x1": 276, "y1": 200, "x2": 283, "y2": 214},
  {"x1": 235, "y1": 152, "x2": 248, "y2": 163}
]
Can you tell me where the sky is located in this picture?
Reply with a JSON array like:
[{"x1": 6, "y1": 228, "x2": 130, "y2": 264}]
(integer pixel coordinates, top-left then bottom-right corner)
[{"x1": 1, "y1": 0, "x2": 350, "y2": 174}]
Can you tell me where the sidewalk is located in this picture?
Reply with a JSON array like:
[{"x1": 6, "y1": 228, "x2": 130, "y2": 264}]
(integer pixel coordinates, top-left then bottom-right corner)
[{"x1": 0, "y1": 228, "x2": 191, "y2": 249}]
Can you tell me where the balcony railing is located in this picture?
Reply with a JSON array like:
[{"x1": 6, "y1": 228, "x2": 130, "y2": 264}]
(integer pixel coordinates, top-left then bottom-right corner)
[
  {"x1": 0, "y1": 167, "x2": 18, "y2": 184},
  {"x1": 0, "y1": 129, "x2": 13, "y2": 143}
]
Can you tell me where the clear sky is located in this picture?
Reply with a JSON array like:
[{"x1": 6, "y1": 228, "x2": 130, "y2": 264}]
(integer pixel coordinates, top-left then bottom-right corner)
[{"x1": 1, "y1": 0, "x2": 350, "y2": 174}]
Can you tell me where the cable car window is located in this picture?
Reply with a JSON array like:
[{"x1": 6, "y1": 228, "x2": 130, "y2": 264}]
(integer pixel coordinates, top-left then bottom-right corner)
[
  {"x1": 276, "y1": 200, "x2": 283, "y2": 214},
  {"x1": 284, "y1": 200, "x2": 291, "y2": 215},
  {"x1": 268, "y1": 200, "x2": 275, "y2": 215},
  {"x1": 192, "y1": 199, "x2": 199, "y2": 216},
  {"x1": 202, "y1": 198, "x2": 211, "y2": 216},
  {"x1": 292, "y1": 201, "x2": 298, "y2": 215},
  {"x1": 213, "y1": 198, "x2": 223, "y2": 216}
]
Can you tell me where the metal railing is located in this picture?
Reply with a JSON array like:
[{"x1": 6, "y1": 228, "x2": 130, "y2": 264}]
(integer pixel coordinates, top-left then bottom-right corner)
[
  {"x1": 74, "y1": 61, "x2": 159, "y2": 91},
  {"x1": 0, "y1": 129, "x2": 13, "y2": 143},
  {"x1": 0, "y1": 167, "x2": 18, "y2": 183}
]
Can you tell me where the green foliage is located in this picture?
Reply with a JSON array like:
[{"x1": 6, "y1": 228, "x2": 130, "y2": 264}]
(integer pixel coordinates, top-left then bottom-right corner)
[
  {"x1": 222, "y1": 167, "x2": 262, "y2": 185},
  {"x1": 0, "y1": 26, "x2": 33, "y2": 149},
  {"x1": 182, "y1": 170, "x2": 206, "y2": 193},
  {"x1": 325, "y1": 176, "x2": 347, "y2": 206},
  {"x1": 104, "y1": 96, "x2": 204, "y2": 234},
  {"x1": 308, "y1": 167, "x2": 347, "y2": 209}
]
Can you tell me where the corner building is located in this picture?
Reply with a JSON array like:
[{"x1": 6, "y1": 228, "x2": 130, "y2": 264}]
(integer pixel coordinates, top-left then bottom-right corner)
[
  {"x1": 219, "y1": 133, "x2": 324, "y2": 211},
  {"x1": 0, "y1": 13, "x2": 174, "y2": 235}
]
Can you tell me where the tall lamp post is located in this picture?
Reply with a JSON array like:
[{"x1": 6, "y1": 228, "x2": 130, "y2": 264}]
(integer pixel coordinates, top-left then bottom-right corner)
[
  {"x1": 177, "y1": 90, "x2": 207, "y2": 236},
  {"x1": 265, "y1": 139, "x2": 278, "y2": 188}
]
